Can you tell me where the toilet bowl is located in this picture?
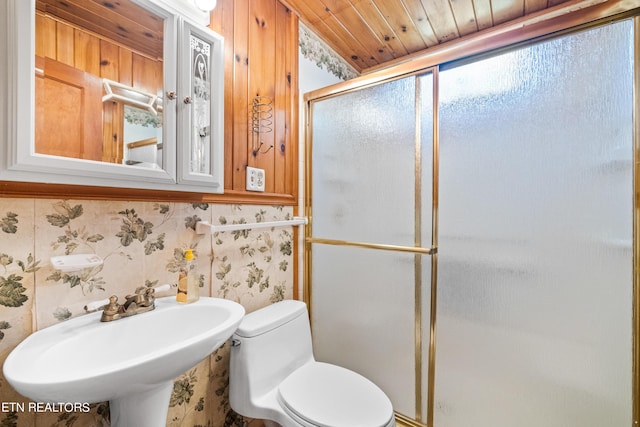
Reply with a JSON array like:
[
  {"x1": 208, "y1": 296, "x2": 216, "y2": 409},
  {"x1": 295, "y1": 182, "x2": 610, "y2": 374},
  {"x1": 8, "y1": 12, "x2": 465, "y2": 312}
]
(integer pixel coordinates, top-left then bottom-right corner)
[{"x1": 229, "y1": 300, "x2": 396, "y2": 427}]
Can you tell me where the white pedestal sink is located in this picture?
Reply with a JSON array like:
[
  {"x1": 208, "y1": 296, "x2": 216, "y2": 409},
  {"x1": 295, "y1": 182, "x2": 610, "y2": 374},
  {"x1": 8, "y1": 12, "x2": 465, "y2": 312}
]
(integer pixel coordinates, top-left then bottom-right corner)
[{"x1": 3, "y1": 297, "x2": 245, "y2": 427}]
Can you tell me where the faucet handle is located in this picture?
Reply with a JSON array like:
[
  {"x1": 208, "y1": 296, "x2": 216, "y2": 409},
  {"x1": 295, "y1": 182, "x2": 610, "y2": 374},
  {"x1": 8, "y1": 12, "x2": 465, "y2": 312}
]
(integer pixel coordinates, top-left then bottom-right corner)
[
  {"x1": 100, "y1": 295, "x2": 121, "y2": 322},
  {"x1": 137, "y1": 287, "x2": 156, "y2": 307},
  {"x1": 153, "y1": 284, "x2": 172, "y2": 294},
  {"x1": 84, "y1": 297, "x2": 110, "y2": 312},
  {"x1": 103, "y1": 295, "x2": 120, "y2": 315}
]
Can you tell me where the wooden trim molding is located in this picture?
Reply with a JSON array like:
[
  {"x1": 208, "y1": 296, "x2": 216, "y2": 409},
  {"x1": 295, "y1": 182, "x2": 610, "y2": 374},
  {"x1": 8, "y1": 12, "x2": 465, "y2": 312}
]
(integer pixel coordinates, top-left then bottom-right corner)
[{"x1": 0, "y1": 181, "x2": 297, "y2": 205}]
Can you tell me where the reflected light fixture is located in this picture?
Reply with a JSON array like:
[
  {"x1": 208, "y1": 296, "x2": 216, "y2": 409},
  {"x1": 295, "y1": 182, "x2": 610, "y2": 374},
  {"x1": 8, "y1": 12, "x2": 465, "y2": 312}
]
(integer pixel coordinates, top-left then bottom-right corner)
[
  {"x1": 193, "y1": 0, "x2": 217, "y2": 11},
  {"x1": 102, "y1": 79, "x2": 158, "y2": 115}
]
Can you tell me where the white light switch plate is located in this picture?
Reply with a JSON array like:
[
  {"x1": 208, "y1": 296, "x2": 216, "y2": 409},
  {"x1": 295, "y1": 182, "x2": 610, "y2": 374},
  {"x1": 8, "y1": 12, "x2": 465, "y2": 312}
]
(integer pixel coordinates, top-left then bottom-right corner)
[{"x1": 246, "y1": 167, "x2": 265, "y2": 192}]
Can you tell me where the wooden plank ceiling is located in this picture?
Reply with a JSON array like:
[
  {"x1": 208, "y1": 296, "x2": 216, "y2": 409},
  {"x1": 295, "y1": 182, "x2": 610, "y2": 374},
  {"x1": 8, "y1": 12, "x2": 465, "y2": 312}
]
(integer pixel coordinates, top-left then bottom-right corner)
[
  {"x1": 37, "y1": 0, "x2": 576, "y2": 74},
  {"x1": 283, "y1": 0, "x2": 574, "y2": 73},
  {"x1": 35, "y1": 0, "x2": 164, "y2": 59}
]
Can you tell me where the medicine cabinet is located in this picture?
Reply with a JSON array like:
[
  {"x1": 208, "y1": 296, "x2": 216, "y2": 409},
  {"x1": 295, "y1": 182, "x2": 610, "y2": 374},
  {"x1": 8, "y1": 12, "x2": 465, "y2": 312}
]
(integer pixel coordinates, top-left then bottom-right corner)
[{"x1": 0, "y1": 0, "x2": 224, "y2": 193}]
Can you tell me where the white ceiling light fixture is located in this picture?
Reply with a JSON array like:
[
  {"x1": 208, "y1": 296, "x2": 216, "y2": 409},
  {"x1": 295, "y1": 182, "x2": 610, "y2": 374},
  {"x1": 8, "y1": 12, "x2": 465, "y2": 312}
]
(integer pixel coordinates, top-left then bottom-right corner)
[{"x1": 193, "y1": 0, "x2": 217, "y2": 12}]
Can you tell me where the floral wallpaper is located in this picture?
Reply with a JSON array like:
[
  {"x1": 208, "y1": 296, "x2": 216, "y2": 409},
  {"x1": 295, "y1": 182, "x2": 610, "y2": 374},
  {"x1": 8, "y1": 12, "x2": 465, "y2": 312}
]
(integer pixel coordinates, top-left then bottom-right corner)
[
  {"x1": 299, "y1": 22, "x2": 359, "y2": 81},
  {"x1": 0, "y1": 198, "x2": 294, "y2": 427},
  {"x1": 124, "y1": 105, "x2": 162, "y2": 128}
]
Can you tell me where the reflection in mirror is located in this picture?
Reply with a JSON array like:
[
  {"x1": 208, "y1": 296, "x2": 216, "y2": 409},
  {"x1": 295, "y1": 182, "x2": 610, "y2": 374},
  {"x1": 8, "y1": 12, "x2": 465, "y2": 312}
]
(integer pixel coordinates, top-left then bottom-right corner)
[
  {"x1": 35, "y1": 0, "x2": 164, "y2": 169},
  {"x1": 103, "y1": 80, "x2": 163, "y2": 169},
  {"x1": 122, "y1": 105, "x2": 163, "y2": 169},
  {"x1": 102, "y1": 79, "x2": 158, "y2": 114}
]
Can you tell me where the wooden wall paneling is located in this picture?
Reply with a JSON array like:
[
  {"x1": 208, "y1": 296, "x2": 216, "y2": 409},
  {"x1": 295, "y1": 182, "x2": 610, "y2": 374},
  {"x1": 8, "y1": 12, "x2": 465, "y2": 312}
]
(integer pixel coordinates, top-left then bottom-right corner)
[
  {"x1": 286, "y1": 7, "x2": 298, "y2": 198},
  {"x1": 273, "y1": 2, "x2": 298, "y2": 197},
  {"x1": 102, "y1": 101, "x2": 121, "y2": 163},
  {"x1": 35, "y1": 14, "x2": 45, "y2": 57},
  {"x1": 232, "y1": 0, "x2": 251, "y2": 192},
  {"x1": 99, "y1": 40, "x2": 120, "y2": 81},
  {"x1": 154, "y1": 58, "x2": 162, "y2": 96},
  {"x1": 56, "y1": 21, "x2": 75, "y2": 66},
  {"x1": 118, "y1": 48, "x2": 133, "y2": 87},
  {"x1": 74, "y1": 30, "x2": 100, "y2": 75},
  {"x1": 209, "y1": 0, "x2": 236, "y2": 193},
  {"x1": 132, "y1": 54, "x2": 161, "y2": 96},
  {"x1": 80, "y1": 69, "x2": 104, "y2": 162},
  {"x1": 249, "y1": 0, "x2": 277, "y2": 193},
  {"x1": 274, "y1": 3, "x2": 289, "y2": 195},
  {"x1": 208, "y1": 0, "x2": 299, "y2": 200},
  {"x1": 35, "y1": 13, "x2": 57, "y2": 59}
]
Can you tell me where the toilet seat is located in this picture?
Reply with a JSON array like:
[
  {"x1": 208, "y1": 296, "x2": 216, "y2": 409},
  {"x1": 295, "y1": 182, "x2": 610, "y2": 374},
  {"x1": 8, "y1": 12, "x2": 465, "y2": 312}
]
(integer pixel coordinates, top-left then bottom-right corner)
[{"x1": 277, "y1": 362, "x2": 394, "y2": 427}]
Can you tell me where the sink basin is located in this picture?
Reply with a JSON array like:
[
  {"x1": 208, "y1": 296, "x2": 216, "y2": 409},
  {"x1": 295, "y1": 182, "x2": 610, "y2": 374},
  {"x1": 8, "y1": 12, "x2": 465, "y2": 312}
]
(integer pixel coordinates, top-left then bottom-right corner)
[{"x1": 3, "y1": 296, "x2": 245, "y2": 427}]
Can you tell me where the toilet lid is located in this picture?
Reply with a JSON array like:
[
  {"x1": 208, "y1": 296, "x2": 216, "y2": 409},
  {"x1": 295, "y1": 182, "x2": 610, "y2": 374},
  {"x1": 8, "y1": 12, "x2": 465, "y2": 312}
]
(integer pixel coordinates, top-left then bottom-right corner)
[{"x1": 277, "y1": 362, "x2": 393, "y2": 427}]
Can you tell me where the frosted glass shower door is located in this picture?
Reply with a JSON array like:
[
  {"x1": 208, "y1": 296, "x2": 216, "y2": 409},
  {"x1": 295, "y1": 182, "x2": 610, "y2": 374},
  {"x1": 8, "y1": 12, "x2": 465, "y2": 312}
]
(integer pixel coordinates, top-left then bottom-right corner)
[
  {"x1": 309, "y1": 74, "x2": 434, "y2": 420},
  {"x1": 435, "y1": 20, "x2": 634, "y2": 427},
  {"x1": 310, "y1": 77, "x2": 418, "y2": 246}
]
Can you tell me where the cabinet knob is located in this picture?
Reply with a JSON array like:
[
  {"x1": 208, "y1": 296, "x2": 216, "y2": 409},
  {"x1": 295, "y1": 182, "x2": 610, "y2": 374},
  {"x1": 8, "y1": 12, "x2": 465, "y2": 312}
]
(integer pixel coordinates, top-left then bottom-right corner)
[
  {"x1": 183, "y1": 96, "x2": 192, "y2": 104},
  {"x1": 166, "y1": 91, "x2": 176, "y2": 100}
]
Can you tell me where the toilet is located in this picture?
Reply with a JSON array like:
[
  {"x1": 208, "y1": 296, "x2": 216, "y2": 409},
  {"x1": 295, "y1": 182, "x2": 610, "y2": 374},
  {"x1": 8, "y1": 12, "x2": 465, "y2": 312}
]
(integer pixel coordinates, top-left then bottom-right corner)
[{"x1": 229, "y1": 300, "x2": 396, "y2": 427}]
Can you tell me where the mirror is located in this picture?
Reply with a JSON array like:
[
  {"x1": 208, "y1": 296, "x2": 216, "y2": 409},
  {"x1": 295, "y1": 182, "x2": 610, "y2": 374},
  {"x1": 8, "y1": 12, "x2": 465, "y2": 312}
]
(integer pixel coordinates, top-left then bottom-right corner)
[
  {"x1": 35, "y1": 0, "x2": 165, "y2": 169},
  {"x1": 1, "y1": 0, "x2": 224, "y2": 193}
]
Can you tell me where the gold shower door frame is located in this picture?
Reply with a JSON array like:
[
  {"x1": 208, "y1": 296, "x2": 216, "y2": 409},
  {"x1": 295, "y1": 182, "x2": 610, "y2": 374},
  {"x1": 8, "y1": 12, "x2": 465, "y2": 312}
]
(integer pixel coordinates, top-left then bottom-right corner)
[
  {"x1": 306, "y1": 69, "x2": 437, "y2": 426},
  {"x1": 304, "y1": 3, "x2": 640, "y2": 426}
]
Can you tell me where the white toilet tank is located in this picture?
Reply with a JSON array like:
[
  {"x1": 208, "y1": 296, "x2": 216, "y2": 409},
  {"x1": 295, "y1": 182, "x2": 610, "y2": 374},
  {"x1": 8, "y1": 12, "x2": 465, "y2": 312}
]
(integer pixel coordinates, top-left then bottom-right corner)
[{"x1": 230, "y1": 300, "x2": 314, "y2": 414}]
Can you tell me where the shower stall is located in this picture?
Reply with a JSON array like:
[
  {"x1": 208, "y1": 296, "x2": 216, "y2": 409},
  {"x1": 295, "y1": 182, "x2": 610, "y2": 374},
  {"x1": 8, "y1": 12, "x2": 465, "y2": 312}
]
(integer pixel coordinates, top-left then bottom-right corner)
[{"x1": 304, "y1": 12, "x2": 638, "y2": 427}]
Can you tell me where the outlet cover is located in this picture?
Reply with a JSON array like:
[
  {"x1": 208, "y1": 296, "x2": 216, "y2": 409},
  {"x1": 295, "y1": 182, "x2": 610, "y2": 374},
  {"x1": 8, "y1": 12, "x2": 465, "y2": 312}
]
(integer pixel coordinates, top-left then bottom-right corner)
[{"x1": 246, "y1": 167, "x2": 265, "y2": 192}]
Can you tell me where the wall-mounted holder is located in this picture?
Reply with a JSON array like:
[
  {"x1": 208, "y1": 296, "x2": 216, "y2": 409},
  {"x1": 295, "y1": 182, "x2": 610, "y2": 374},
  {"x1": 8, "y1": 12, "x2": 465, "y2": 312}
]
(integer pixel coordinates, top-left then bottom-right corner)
[
  {"x1": 50, "y1": 254, "x2": 103, "y2": 272},
  {"x1": 251, "y1": 95, "x2": 273, "y2": 156},
  {"x1": 195, "y1": 217, "x2": 307, "y2": 234}
]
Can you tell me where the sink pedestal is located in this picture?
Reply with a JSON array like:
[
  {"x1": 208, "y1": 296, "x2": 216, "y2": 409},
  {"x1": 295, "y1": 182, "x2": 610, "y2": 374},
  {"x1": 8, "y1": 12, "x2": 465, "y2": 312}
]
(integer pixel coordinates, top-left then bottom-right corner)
[{"x1": 109, "y1": 381, "x2": 173, "y2": 427}]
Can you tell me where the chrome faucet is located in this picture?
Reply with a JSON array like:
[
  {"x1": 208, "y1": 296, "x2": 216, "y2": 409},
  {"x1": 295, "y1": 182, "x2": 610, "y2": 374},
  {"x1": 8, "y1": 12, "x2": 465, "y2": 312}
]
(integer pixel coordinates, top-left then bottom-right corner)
[{"x1": 100, "y1": 287, "x2": 156, "y2": 322}]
